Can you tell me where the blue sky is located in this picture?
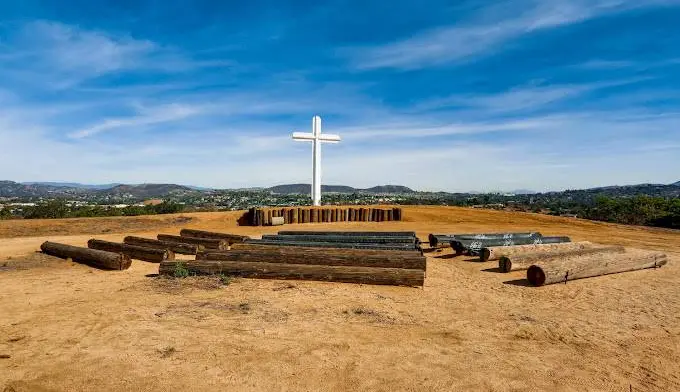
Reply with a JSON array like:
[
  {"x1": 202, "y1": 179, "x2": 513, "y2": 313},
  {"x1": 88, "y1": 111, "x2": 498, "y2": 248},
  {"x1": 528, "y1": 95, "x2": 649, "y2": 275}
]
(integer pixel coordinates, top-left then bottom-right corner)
[{"x1": 1, "y1": 0, "x2": 679, "y2": 192}]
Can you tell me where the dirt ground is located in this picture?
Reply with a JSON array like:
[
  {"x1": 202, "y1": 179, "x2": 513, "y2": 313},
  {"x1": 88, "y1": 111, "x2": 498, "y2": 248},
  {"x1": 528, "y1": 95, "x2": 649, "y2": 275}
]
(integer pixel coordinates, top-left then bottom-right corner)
[{"x1": 1, "y1": 206, "x2": 679, "y2": 391}]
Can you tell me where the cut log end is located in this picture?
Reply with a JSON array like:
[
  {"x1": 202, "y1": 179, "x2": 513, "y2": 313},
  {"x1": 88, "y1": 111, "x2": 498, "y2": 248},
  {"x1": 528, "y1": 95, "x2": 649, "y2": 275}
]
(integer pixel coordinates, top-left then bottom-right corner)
[
  {"x1": 499, "y1": 257, "x2": 512, "y2": 273},
  {"x1": 527, "y1": 265, "x2": 547, "y2": 286},
  {"x1": 479, "y1": 249, "x2": 491, "y2": 262}
]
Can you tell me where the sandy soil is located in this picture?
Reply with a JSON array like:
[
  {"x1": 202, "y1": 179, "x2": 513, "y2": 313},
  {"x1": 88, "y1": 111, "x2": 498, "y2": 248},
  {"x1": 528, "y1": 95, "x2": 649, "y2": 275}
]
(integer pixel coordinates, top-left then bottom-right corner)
[{"x1": 1, "y1": 206, "x2": 679, "y2": 391}]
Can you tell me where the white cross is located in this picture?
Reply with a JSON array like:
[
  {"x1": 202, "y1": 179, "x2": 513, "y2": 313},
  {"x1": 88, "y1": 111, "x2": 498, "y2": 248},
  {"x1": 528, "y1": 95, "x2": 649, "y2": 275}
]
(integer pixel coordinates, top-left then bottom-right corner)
[{"x1": 292, "y1": 115, "x2": 341, "y2": 206}]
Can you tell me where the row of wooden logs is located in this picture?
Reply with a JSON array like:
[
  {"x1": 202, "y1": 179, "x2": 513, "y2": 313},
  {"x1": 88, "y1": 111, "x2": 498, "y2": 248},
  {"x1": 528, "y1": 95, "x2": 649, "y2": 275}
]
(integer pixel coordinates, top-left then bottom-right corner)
[
  {"x1": 38, "y1": 229, "x2": 253, "y2": 269},
  {"x1": 39, "y1": 229, "x2": 426, "y2": 287},
  {"x1": 476, "y1": 241, "x2": 667, "y2": 286},
  {"x1": 161, "y1": 243, "x2": 426, "y2": 287},
  {"x1": 248, "y1": 207, "x2": 403, "y2": 226},
  {"x1": 157, "y1": 230, "x2": 424, "y2": 286}
]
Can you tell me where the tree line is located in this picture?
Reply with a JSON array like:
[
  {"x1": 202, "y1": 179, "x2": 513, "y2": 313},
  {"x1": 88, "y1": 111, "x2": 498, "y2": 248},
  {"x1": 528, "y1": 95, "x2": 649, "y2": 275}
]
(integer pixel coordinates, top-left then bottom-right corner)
[
  {"x1": 580, "y1": 196, "x2": 680, "y2": 229},
  {"x1": 0, "y1": 200, "x2": 184, "y2": 219}
]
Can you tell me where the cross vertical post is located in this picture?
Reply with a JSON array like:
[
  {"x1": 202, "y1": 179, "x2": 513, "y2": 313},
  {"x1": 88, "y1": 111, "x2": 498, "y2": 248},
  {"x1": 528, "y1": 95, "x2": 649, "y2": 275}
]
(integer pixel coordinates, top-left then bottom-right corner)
[{"x1": 292, "y1": 115, "x2": 341, "y2": 206}]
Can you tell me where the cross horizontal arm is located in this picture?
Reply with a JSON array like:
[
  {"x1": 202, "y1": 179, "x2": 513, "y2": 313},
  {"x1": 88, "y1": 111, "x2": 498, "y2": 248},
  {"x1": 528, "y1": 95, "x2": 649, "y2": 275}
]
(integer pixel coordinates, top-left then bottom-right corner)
[
  {"x1": 292, "y1": 132, "x2": 315, "y2": 141},
  {"x1": 319, "y1": 134, "x2": 341, "y2": 142}
]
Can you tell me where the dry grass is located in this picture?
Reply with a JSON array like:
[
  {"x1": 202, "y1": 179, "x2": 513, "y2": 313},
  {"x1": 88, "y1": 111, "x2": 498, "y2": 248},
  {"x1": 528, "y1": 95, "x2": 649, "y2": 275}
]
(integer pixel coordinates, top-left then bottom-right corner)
[{"x1": 1, "y1": 205, "x2": 680, "y2": 391}]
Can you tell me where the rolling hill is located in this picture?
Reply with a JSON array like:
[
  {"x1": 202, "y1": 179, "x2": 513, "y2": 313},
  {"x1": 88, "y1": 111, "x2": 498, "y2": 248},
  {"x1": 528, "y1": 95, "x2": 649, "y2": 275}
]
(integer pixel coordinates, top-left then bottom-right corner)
[{"x1": 266, "y1": 184, "x2": 414, "y2": 194}]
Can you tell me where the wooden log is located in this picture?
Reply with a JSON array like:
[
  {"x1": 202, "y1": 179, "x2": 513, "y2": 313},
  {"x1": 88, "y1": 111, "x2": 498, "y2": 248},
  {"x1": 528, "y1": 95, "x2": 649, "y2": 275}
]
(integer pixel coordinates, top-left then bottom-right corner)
[
  {"x1": 277, "y1": 231, "x2": 417, "y2": 237},
  {"x1": 481, "y1": 241, "x2": 593, "y2": 262},
  {"x1": 311, "y1": 209, "x2": 318, "y2": 223},
  {"x1": 199, "y1": 248, "x2": 426, "y2": 270},
  {"x1": 179, "y1": 229, "x2": 250, "y2": 244},
  {"x1": 262, "y1": 234, "x2": 416, "y2": 244},
  {"x1": 527, "y1": 250, "x2": 668, "y2": 286},
  {"x1": 265, "y1": 209, "x2": 272, "y2": 226},
  {"x1": 498, "y1": 245, "x2": 624, "y2": 272},
  {"x1": 291, "y1": 208, "x2": 298, "y2": 224},
  {"x1": 159, "y1": 260, "x2": 424, "y2": 287},
  {"x1": 87, "y1": 239, "x2": 174, "y2": 263},
  {"x1": 41, "y1": 241, "x2": 131, "y2": 270},
  {"x1": 250, "y1": 208, "x2": 257, "y2": 226},
  {"x1": 157, "y1": 234, "x2": 228, "y2": 250},
  {"x1": 244, "y1": 239, "x2": 419, "y2": 251},
  {"x1": 393, "y1": 208, "x2": 402, "y2": 221},
  {"x1": 230, "y1": 243, "x2": 423, "y2": 257},
  {"x1": 248, "y1": 207, "x2": 256, "y2": 226},
  {"x1": 124, "y1": 236, "x2": 202, "y2": 255},
  {"x1": 451, "y1": 236, "x2": 569, "y2": 255}
]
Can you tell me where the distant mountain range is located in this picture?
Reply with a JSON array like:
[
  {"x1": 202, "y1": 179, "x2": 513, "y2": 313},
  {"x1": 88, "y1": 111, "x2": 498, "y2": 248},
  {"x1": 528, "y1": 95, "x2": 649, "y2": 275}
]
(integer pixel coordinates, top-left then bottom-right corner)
[
  {"x1": 0, "y1": 180, "x2": 678, "y2": 200},
  {"x1": 267, "y1": 184, "x2": 414, "y2": 194},
  {"x1": 21, "y1": 182, "x2": 122, "y2": 190},
  {"x1": 0, "y1": 181, "x2": 414, "y2": 199}
]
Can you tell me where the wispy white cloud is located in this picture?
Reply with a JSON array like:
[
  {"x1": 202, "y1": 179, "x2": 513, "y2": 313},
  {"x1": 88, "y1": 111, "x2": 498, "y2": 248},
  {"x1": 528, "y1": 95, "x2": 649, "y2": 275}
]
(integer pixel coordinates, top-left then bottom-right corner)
[
  {"x1": 20, "y1": 21, "x2": 155, "y2": 74},
  {"x1": 68, "y1": 103, "x2": 203, "y2": 139},
  {"x1": 575, "y1": 57, "x2": 680, "y2": 70},
  {"x1": 345, "y1": 0, "x2": 680, "y2": 70},
  {"x1": 413, "y1": 78, "x2": 651, "y2": 114},
  {"x1": 1, "y1": 21, "x2": 235, "y2": 88}
]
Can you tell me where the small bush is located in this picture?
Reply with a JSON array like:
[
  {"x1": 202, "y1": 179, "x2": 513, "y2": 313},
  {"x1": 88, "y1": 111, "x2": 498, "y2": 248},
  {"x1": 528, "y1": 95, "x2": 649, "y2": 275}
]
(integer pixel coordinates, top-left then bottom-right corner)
[
  {"x1": 173, "y1": 262, "x2": 190, "y2": 278},
  {"x1": 219, "y1": 274, "x2": 232, "y2": 286}
]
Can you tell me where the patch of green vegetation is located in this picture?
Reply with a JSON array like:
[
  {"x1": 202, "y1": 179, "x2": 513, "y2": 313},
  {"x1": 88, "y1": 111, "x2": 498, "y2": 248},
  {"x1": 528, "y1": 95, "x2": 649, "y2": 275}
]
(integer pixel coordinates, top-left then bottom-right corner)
[
  {"x1": 173, "y1": 262, "x2": 190, "y2": 278},
  {"x1": 218, "y1": 274, "x2": 232, "y2": 286}
]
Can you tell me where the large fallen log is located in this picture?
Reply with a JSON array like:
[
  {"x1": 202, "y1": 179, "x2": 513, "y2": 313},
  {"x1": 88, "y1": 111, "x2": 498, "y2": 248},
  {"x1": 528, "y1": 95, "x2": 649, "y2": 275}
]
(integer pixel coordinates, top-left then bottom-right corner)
[
  {"x1": 498, "y1": 245, "x2": 625, "y2": 273},
  {"x1": 261, "y1": 234, "x2": 417, "y2": 244},
  {"x1": 159, "y1": 260, "x2": 424, "y2": 286},
  {"x1": 526, "y1": 250, "x2": 668, "y2": 286},
  {"x1": 244, "y1": 239, "x2": 420, "y2": 251},
  {"x1": 157, "y1": 234, "x2": 228, "y2": 250},
  {"x1": 452, "y1": 236, "x2": 571, "y2": 255},
  {"x1": 480, "y1": 241, "x2": 594, "y2": 262},
  {"x1": 229, "y1": 243, "x2": 423, "y2": 256},
  {"x1": 180, "y1": 229, "x2": 250, "y2": 244},
  {"x1": 123, "y1": 236, "x2": 202, "y2": 255},
  {"x1": 429, "y1": 232, "x2": 541, "y2": 248},
  {"x1": 278, "y1": 231, "x2": 417, "y2": 237},
  {"x1": 87, "y1": 239, "x2": 174, "y2": 263},
  {"x1": 198, "y1": 247, "x2": 426, "y2": 270},
  {"x1": 40, "y1": 241, "x2": 132, "y2": 270}
]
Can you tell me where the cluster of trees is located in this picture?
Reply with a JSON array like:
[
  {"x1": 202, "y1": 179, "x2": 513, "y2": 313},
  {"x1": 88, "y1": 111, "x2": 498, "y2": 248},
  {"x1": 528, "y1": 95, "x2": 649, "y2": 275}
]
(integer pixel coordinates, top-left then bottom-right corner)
[
  {"x1": 581, "y1": 196, "x2": 680, "y2": 229},
  {"x1": 1, "y1": 200, "x2": 184, "y2": 220}
]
